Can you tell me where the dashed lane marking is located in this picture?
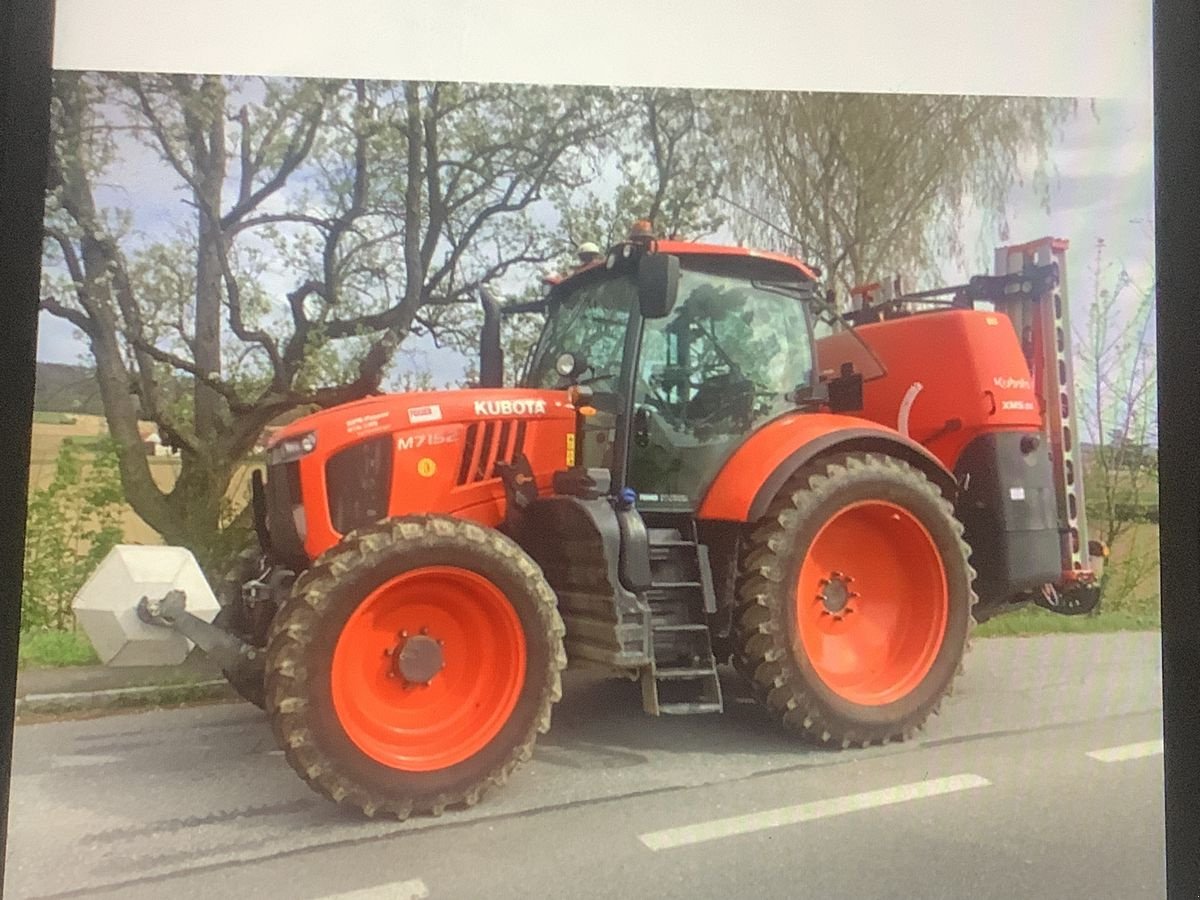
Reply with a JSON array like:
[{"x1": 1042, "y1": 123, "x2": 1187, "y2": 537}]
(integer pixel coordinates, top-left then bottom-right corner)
[
  {"x1": 1086, "y1": 739, "x2": 1163, "y2": 763},
  {"x1": 316, "y1": 878, "x2": 429, "y2": 899},
  {"x1": 638, "y1": 774, "x2": 992, "y2": 851}
]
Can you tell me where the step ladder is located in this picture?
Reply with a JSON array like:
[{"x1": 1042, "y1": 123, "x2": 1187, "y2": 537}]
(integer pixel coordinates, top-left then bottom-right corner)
[{"x1": 639, "y1": 521, "x2": 724, "y2": 715}]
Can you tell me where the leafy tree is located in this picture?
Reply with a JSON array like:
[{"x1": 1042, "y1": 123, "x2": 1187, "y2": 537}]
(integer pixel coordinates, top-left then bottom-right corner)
[
  {"x1": 552, "y1": 87, "x2": 728, "y2": 255},
  {"x1": 1076, "y1": 237, "x2": 1158, "y2": 610},
  {"x1": 40, "y1": 73, "x2": 612, "y2": 568},
  {"x1": 22, "y1": 438, "x2": 125, "y2": 631},
  {"x1": 716, "y1": 92, "x2": 1079, "y2": 293}
]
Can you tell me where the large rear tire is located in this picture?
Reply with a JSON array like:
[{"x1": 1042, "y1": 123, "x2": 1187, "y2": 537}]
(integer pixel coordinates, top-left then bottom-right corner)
[
  {"x1": 264, "y1": 515, "x2": 566, "y2": 819},
  {"x1": 733, "y1": 452, "x2": 975, "y2": 747}
]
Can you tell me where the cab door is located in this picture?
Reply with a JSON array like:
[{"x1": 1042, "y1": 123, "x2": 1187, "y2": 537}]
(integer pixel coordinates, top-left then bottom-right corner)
[{"x1": 627, "y1": 270, "x2": 815, "y2": 511}]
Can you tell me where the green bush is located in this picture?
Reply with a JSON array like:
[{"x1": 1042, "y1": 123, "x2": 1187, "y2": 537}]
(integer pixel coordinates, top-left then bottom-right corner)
[
  {"x1": 32, "y1": 411, "x2": 78, "y2": 426},
  {"x1": 18, "y1": 629, "x2": 99, "y2": 668},
  {"x1": 21, "y1": 437, "x2": 125, "y2": 632}
]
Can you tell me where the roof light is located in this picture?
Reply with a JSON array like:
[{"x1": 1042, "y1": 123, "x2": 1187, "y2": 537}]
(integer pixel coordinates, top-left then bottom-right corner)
[{"x1": 629, "y1": 219, "x2": 654, "y2": 240}]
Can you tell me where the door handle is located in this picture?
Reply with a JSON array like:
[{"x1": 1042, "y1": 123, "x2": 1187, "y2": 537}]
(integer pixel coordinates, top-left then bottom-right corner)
[{"x1": 633, "y1": 406, "x2": 651, "y2": 447}]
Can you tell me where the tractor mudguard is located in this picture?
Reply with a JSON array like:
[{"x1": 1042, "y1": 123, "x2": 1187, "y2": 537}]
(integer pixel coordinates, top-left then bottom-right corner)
[{"x1": 697, "y1": 412, "x2": 957, "y2": 523}]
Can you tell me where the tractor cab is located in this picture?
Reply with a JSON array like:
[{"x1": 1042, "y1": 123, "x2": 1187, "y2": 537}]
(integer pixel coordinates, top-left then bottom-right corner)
[{"x1": 515, "y1": 227, "x2": 883, "y2": 512}]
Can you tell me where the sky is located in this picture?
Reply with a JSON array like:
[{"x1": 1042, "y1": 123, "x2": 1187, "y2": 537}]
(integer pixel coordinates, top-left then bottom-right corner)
[{"x1": 36, "y1": 89, "x2": 1156, "y2": 396}]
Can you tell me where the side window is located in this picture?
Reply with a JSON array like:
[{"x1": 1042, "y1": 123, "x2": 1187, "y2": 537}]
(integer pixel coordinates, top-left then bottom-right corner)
[{"x1": 638, "y1": 273, "x2": 811, "y2": 439}]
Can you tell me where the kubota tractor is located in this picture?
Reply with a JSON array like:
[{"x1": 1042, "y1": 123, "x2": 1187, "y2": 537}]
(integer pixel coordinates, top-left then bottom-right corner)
[{"x1": 131, "y1": 225, "x2": 1105, "y2": 819}]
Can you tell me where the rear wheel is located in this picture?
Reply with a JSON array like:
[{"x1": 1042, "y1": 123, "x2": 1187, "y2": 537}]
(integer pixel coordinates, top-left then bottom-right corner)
[
  {"x1": 265, "y1": 515, "x2": 565, "y2": 819},
  {"x1": 733, "y1": 452, "x2": 975, "y2": 747}
]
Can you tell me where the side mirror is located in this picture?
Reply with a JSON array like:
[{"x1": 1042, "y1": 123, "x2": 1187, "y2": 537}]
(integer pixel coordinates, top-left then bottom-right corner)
[{"x1": 637, "y1": 253, "x2": 680, "y2": 319}]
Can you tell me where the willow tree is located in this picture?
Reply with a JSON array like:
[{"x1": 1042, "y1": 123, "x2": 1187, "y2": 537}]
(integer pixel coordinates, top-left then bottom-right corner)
[{"x1": 717, "y1": 92, "x2": 1079, "y2": 293}]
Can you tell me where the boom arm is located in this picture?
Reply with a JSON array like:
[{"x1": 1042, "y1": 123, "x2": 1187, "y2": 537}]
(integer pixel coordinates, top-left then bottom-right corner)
[{"x1": 991, "y1": 238, "x2": 1097, "y2": 589}]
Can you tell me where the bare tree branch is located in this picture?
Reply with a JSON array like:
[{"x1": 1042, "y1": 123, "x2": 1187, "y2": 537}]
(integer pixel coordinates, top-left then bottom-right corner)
[{"x1": 40, "y1": 294, "x2": 96, "y2": 337}]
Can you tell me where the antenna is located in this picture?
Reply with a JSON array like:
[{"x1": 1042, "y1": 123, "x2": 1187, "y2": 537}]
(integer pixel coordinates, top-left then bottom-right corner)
[{"x1": 717, "y1": 193, "x2": 807, "y2": 254}]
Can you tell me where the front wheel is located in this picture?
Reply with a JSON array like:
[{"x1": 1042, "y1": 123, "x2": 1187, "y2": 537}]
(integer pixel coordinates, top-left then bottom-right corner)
[
  {"x1": 733, "y1": 452, "x2": 975, "y2": 747},
  {"x1": 264, "y1": 515, "x2": 566, "y2": 819}
]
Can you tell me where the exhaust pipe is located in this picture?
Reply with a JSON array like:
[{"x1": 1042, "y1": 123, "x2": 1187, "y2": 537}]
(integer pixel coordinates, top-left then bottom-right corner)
[{"x1": 479, "y1": 287, "x2": 504, "y2": 388}]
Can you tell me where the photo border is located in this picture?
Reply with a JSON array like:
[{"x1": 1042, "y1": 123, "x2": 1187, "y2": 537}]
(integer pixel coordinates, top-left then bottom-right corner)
[{"x1": 1, "y1": 1, "x2": 1192, "y2": 895}]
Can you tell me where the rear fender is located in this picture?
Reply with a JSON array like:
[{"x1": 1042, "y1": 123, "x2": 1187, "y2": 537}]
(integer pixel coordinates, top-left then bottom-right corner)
[{"x1": 697, "y1": 413, "x2": 957, "y2": 523}]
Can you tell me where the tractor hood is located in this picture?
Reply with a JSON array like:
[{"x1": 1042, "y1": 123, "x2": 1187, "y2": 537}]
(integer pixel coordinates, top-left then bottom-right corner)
[{"x1": 265, "y1": 388, "x2": 576, "y2": 454}]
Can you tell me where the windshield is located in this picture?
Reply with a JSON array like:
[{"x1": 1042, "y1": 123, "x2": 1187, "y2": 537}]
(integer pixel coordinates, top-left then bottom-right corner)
[{"x1": 523, "y1": 272, "x2": 636, "y2": 392}]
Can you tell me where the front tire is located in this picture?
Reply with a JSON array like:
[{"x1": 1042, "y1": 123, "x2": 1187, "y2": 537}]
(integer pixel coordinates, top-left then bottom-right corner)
[
  {"x1": 733, "y1": 452, "x2": 975, "y2": 747},
  {"x1": 265, "y1": 515, "x2": 566, "y2": 819}
]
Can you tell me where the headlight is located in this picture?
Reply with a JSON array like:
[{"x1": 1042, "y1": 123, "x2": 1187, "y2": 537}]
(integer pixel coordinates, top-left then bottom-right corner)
[
  {"x1": 268, "y1": 431, "x2": 318, "y2": 464},
  {"x1": 556, "y1": 353, "x2": 579, "y2": 378}
]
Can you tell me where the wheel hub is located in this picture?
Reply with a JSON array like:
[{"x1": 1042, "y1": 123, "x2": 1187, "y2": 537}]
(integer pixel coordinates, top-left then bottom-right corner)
[
  {"x1": 392, "y1": 632, "x2": 444, "y2": 685},
  {"x1": 818, "y1": 572, "x2": 856, "y2": 617}
]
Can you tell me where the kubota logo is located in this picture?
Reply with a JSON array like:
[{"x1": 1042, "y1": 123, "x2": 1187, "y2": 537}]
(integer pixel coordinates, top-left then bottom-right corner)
[
  {"x1": 474, "y1": 399, "x2": 547, "y2": 417},
  {"x1": 993, "y1": 375, "x2": 1032, "y2": 391}
]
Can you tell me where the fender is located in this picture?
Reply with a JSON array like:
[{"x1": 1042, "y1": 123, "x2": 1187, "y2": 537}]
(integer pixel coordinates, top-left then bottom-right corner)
[{"x1": 696, "y1": 412, "x2": 958, "y2": 523}]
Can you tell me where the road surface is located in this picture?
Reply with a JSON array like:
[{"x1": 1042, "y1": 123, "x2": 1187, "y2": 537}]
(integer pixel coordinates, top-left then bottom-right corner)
[{"x1": 4, "y1": 632, "x2": 1165, "y2": 899}]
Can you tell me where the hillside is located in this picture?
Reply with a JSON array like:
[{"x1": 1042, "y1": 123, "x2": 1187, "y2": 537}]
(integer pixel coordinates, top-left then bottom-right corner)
[{"x1": 33, "y1": 362, "x2": 114, "y2": 415}]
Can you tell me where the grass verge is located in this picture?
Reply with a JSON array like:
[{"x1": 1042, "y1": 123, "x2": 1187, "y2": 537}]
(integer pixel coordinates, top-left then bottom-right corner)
[
  {"x1": 18, "y1": 629, "x2": 100, "y2": 669},
  {"x1": 974, "y1": 604, "x2": 1161, "y2": 637},
  {"x1": 15, "y1": 680, "x2": 237, "y2": 723}
]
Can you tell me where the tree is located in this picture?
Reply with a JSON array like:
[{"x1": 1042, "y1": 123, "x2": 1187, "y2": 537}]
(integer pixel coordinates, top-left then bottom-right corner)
[
  {"x1": 552, "y1": 87, "x2": 728, "y2": 255},
  {"x1": 41, "y1": 73, "x2": 612, "y2": 567},
  {"x1": 486, "y1": 88, "x2": 731, "y2": 383},
  {"x1": 22, "y1": 438, "x2": 125, "y2": 632},
  {"x1": 1076, "y1": 237, "x2": 1158, "y2": 610},
  {"x1": 716, "y1": 92, "x2": 1078, "y2": 294}
]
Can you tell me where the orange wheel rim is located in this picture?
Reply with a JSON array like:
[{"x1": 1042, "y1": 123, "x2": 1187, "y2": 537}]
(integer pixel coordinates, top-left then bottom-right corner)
[
  {"x1": 795, "y1": 501, "x2": 948, "y2": 707},
  {"x1": 330, "y1": 566, "x2": 527, "y2": 772}
]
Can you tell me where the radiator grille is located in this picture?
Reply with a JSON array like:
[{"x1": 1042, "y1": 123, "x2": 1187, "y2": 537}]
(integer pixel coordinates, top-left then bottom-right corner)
[{"x1": 456, "y1": 419, "x2": 527, "y2": 485}]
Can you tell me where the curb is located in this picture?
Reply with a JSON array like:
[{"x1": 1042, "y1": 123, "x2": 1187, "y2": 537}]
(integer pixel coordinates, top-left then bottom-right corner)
[{"x1": 16, "y1": 679, "x2": 235, "y2": 715}]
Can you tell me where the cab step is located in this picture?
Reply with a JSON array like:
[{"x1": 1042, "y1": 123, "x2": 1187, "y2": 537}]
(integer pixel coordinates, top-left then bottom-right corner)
[{"x1": 640, "y1": 521, "x2": 724, "y2": 717}]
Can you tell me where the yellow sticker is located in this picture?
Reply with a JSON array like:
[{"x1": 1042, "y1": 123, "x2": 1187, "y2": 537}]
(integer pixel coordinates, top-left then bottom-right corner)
[
  {"x1": 566, "y1": 433, "x2": 576, "y2": 467},
  {"x1": 417, "y1": 458, "x2": 437, "y2": 478}
]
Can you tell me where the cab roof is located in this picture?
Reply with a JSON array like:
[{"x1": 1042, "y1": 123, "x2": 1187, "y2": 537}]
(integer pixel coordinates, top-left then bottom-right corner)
[{"x1": 544, "y1": 239, "x2": 820, "y2": 286}]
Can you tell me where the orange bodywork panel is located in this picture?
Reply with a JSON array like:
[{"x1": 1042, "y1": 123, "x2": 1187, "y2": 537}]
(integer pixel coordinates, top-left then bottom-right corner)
[
  {"x1": 816, "y1": 309, "x2": 1044, "y2": 469},
  {"x1": 696, "y1": 412, "x2": 921, "y2": 522},
  {"x1": 698, "y1": 309, "x2": 1044, "y2": 524},
  {"x1": 268, "y1": 389, "x2": 576, "y2": 561}
]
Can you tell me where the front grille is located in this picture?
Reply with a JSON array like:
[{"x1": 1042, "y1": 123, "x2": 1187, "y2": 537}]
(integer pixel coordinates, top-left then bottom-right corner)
[
  {"x1": 326, "y1": 435, "x2": 394, "y2": 535},
  {"x1": 456, "y1": 419, "x2": 526, "y2": 485}
]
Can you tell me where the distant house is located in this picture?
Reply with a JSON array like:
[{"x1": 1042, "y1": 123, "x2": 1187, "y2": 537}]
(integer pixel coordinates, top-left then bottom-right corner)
[{"x1": 138, "y1": 423, "x2": 178, "y2": 457}]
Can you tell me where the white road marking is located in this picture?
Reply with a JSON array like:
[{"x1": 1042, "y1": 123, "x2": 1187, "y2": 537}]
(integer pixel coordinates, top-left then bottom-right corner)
[
  {"x1": 638, "y1": 774, "x2": 991, "y2": 851},
  {"x1": 317, "y1": 878, "x2": 429, "y2": 899},
  {"x1": 50, "y1": 754, "x2": 125, "y2": 769},
  {"x1": 1086, "y1": 739, "x2": 1164, "y2": 762}
]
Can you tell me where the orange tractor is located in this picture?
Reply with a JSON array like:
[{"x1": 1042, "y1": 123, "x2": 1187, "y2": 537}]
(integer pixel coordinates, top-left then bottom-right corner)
[{"x1": 140, "y1": 225, "x2": 1105, "y2": 819}]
